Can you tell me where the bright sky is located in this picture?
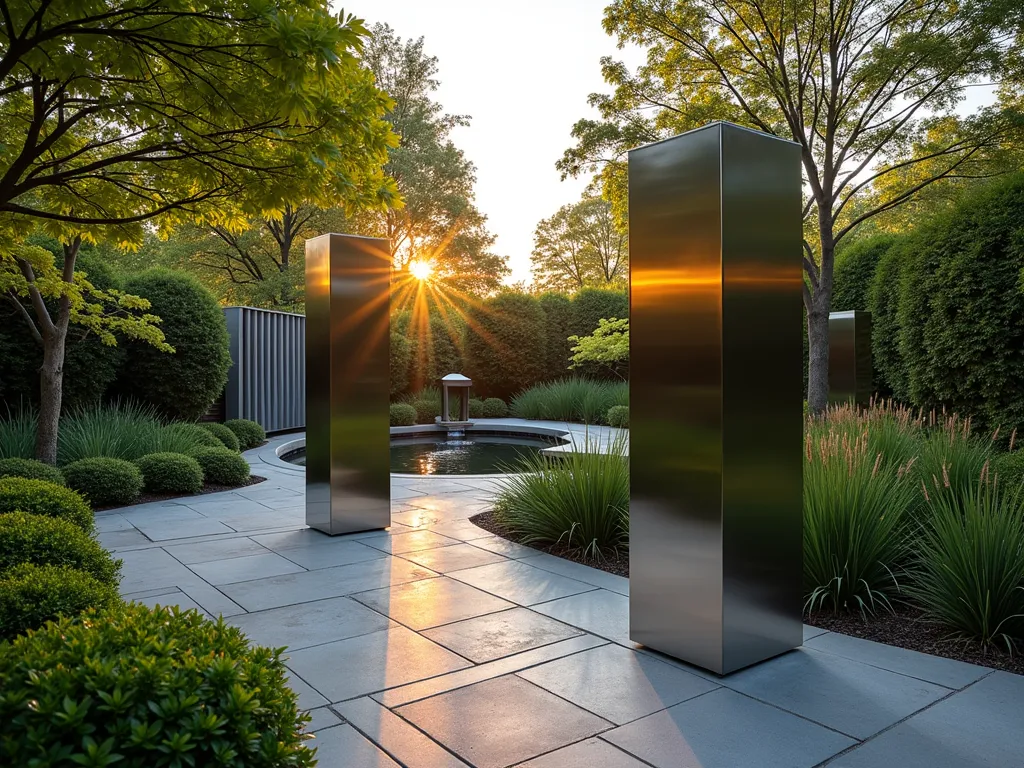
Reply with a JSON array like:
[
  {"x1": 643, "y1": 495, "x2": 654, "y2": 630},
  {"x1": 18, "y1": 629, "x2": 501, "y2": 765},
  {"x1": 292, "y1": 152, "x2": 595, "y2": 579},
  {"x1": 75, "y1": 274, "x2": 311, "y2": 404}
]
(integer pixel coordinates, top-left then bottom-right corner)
[{"x1": 345, "y1": 0, "x2": 644, "y2": 284}]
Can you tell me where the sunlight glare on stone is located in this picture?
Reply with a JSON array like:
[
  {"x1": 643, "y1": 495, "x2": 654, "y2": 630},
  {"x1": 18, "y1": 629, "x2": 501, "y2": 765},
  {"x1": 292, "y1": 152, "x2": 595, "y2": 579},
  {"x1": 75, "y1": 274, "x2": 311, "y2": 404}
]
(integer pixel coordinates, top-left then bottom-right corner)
[{"x1": 409, "y1": 260, "x2": 435, "y2": 281}]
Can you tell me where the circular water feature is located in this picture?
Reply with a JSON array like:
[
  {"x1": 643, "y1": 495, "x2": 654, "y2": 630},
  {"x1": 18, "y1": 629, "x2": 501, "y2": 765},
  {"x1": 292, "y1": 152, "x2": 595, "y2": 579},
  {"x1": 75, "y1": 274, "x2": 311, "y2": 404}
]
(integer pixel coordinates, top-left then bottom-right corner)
[{"x1": 281, "y1": 432, "x2": 562, "y2": 475}]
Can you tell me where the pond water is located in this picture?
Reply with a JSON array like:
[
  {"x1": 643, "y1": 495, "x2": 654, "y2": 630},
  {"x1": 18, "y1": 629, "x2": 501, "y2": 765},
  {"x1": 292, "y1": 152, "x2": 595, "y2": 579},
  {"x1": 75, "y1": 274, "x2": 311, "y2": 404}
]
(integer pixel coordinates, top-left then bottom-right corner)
[{"x1": 282, "y1": 434, "x2": 557, "y2": 475}]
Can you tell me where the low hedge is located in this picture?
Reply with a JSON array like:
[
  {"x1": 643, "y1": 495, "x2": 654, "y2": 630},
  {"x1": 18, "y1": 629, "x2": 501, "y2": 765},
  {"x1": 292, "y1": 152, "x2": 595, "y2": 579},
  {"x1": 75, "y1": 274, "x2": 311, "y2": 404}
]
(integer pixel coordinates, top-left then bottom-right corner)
[
  {"x1": 0, "y1": 603, "x2": 316, "y2": 768},
  {"x1": 412, "y1": 399, "x2": 440, "y2": 425},
  {"x1": 0, "y1": 477, "x2": 92, "y2": 532},
  {"x1": 62, "y1": 457, "x2": 143, "y2": 507},
  {"x1": 0, "y1": 563, "x2": 120, "y2": 641},
  {"x1": 199, "y1": 422, "x2": 241, "y2": 452},
  {"x1": 224, "y1": 418, "x2": 267, "y2": 451},
  {"x1": 135, "y1": 452, "x2": 204, "y2": 495},
  {"x1": 0, "y1": 458, "x2": 64, "y2": 486},
  {"x1": 468, "y1": 398, "x2": 485, "y2": 419},
  {"x1": 0, "y1": 512, "x2": 121, "y2": 587},
  {"x1": 390, "y1": 403, "x2": 416, "y2": 427},
  {"x1": 482, "y1": 398, "x2": 508, "y2": 418},
  {"x1": 607, "y1": 405, "x2": 629, "y2": 428},
  {"x1": 189, "y1": 447, "x2": 250, "y2": 486}
]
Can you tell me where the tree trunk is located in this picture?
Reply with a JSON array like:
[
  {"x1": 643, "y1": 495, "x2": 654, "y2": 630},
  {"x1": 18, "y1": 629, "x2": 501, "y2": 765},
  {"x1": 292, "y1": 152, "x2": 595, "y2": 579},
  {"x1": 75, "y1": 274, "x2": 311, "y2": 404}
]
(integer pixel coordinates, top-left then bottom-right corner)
[
  {"x1": 35, "y1": 324, "x2": 67, "y2": 465},
  {"x1": 806, "y1": 300, "x2": 829, "y2": 413}
]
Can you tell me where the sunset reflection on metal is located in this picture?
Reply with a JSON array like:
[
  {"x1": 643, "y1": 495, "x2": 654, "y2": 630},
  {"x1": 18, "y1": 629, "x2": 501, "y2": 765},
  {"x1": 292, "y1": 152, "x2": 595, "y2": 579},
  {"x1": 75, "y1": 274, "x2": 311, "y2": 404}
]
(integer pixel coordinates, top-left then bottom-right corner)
[
  {"x1": 628, "y1": 122, "x2": 804, "y2": 675},
  {"x1": 304, "y1": 234, "x2": 391, "y2": 535}
]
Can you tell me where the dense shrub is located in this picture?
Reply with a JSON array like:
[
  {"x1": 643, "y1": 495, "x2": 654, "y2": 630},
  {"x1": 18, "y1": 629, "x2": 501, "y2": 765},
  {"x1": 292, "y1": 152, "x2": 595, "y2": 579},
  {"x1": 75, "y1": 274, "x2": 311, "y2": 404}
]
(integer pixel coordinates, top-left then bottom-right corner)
[
  {"x1": 803, "y1": 429, "x2": 918, "y2": 615},
  {"x1": 390, "y1": 323, "x2": 413, "y2": 398},
  {"x1": 135, "y1": 452, "x2": 204, "y2": 495},
  {"x1": 994, "y1": 450, "x2": 1024, "y2": 490},
  {"x1": 468, "y1": 398, "x2": 485, "y2": 419},
  {"x1": 0, "y1": 457, "x2": 64, "y2": 485},
  {"x1": 909, "y1": 479, "x2": 1024, "y2": 651},
  {"x1": 482, "y1": 398, "x2": 508, "y2": 418},
  {"x1": 0, "y1": 247, "x2": 125, "y2": 411},
  {"x1": 390, "y1": 403, "x2": 417, "y2": 426},
  {"x1": 511, "y1": 379, "x2": 628, "y2": 424},
  {"x1": 607, "y1": 405, "x2": 629, "y2": 428},
  {"x1": 465, "y1": 292, "x2": 547, "y2": 399},
  {"x1": 199, "y1": 421, "x2": 241, "y2": 451},
  {"x1": 409, "y1": 313, "x2": 464, "y2": 389},
  {"x1": 189, "y1": 447, "x2": 250, "y2": 486},
  {"x1": 411, "y1": 398, "x2": 440, "y2": 425},
  {"x1": 164, "y1": 422, "x2": 222, "y2": 451},
  {"x1": 224, "y1": 418, "x2": 267, "y2": 451},
  {"x1": 0, "y1": 477, "x2": 92, "y2": 532},
  {"x1": 0, "y1": 512, "x2": 120, "y2": 586},
  {"x1": 832, "y1": 235, "x2": 898, "y2": 312},
  {"x1": 495, "y1": 434, "x2": 629, "y2": 560},
  {"x1": 895, "y1": 176, "x2": 1024, "y2": 432},
  {"x1": 0, "y1": 603, "x2": 316, "y2": 768},
  {"x1": 539, "y1": 292, "x2": 575, "y2": 380},
  {"x1": 868, "y1": 245, "x2": 908, "y2": 399},
  {"x1": 62, "y1": 457, "x2": 143, "y2": 507},
  {"x1": 0, "y1": 410, "x2": 35, "y2": 460},
  {"x1": 569, "y1": 287, "x2": 629, "y2": 340},
  {"x1": 0, "y1": 564, "x2": 119, "y2": 641},
  {"x1": 115, "y1": 269, "x2": 231, "y2": 421}
]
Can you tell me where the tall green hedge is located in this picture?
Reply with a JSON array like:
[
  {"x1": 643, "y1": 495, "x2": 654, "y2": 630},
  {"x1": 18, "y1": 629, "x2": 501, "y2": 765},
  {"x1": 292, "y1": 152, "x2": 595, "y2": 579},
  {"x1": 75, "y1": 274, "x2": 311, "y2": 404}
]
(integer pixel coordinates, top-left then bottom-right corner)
[
  {"x1": 114, "y1": 269, "x2": 230, "y2": 421},
  {"x1": 465, "y1": 292, "x2": 547, "y2": 400},
  {"x1": 390, "y1": 323, "x2": 412, "y2": 398},
  {"x1": 0, "y1": 248, "x2": 125, "y2": 411},
  {"x1": 832, "y1": 235, "x2": 898, "y2": 312},
  {"x1": 868, "y1": 245, "x2": 908, "y2": 400},
  {"x1": 894, "y1": 175, "x2": 1024, "y2": 432},
  {"x1": 539, "y1": 292, "x2": 574, "y2": 381},
  {"x1": 569, "y1": 288, "x2": 629, "y2": 340}
]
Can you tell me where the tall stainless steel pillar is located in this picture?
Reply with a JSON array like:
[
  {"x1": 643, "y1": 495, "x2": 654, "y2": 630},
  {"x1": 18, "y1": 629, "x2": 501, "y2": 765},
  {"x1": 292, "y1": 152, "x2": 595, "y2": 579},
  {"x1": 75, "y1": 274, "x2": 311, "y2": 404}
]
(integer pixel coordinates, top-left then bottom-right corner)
[
  {"x1": 629, "y1": 122, "x2": 803, "y2": 674},
  {"x1": 829, "y1": 310, "x2": 873, "y2": 406},
  {"x1": 305, "y1": 234, "x2": 391, "y2": 535}
]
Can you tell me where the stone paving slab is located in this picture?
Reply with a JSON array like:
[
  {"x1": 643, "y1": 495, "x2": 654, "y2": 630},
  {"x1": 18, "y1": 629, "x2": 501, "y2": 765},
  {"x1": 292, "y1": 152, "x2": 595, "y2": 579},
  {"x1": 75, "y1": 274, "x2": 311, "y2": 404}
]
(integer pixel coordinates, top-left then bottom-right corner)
[
  {"x1": 397, "y1": 675, "x2": 611, "y2": 768},
  {"x1": 100, "y1": 433, "x2": 1019, "y2": 768}
]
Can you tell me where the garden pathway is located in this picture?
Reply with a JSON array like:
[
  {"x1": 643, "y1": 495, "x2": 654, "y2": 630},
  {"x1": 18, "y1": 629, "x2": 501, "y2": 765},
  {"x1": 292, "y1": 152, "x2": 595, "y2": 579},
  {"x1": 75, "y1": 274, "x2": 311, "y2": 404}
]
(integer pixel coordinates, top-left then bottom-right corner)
[{"x1": 96, "y1": 433, "x2": 1023, "y2": 768}]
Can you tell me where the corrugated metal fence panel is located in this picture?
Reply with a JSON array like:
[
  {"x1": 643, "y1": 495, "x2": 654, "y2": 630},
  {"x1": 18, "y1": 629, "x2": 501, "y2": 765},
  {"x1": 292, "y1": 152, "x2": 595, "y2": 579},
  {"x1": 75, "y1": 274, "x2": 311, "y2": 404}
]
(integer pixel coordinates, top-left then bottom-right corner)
[{"x1": 223, "y1": 306, "x2": 305, "y2": 433}]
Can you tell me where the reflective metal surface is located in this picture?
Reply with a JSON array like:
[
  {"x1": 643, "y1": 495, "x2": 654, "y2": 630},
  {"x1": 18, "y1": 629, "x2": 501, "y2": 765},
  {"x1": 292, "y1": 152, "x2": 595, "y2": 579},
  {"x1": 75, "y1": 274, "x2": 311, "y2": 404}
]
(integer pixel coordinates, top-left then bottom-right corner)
[
  {"x1": 628, "y1": 122, "x2": 803, "y2": 674},
  {"x1": 305, "y1": 234, "x2": 391, "y2": 535},
  {"x1": 828, "y1": 310, "x2": 873, "y2": 406}
]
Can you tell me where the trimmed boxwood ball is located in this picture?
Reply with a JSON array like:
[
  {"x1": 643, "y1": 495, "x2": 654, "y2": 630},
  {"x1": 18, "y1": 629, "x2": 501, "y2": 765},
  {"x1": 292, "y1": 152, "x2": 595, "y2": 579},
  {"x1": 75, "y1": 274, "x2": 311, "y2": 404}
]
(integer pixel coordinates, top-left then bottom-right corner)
[
  {"x1": 390, "y1": 403, "x2": 417, "y2": 426},
  {"x1": 468, "y1": 398, "x2": 485, "y2": 419},
  {"x1": 224, "y1": 418, "x2": 267, "y2": 451},
  {"x1": 0, "y1": 603, "x2": 317, "y2": 768},
  {"x1": 607, "y1": 405, "x2": 629, "y2": 428},
  {"x1": 482, "y1": 398, "x2": 508, "y2": 418},
  {"x1": 0, "y1": 477, "x2": 92, "y2": 532},
  {"x1": 412, "y1": 399, "x2": 440, "y2": 425},
  {"x1": 0, "y1": 563, "x2": 120, "y2": 641},
  {"x1": 198, "y1": 421, "x2": 241, "y2": 451},
  {"x1": 62, "y1": 457, "x2": 143, "y2": 507},
  {"x1": 189, "y1": 447, "x2": 250, "y2": 486},
  {"x1": 135, "y1": 452, "x2": 204, "y2": 495},
  {"x1": 0, "y1": 512, "x2": 121, "y2": 587},
  {"x1": 0, "y1": 457, "x2": 64, "y2": 485}
]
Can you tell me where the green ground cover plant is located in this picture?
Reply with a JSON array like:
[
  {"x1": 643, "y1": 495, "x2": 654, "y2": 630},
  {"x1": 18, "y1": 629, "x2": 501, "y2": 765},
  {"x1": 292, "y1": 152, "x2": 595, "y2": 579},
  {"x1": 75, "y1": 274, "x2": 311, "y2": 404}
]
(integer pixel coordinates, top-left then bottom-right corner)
[{"x1": 0, "y1": 604, "x2": 316, "y2": 768}]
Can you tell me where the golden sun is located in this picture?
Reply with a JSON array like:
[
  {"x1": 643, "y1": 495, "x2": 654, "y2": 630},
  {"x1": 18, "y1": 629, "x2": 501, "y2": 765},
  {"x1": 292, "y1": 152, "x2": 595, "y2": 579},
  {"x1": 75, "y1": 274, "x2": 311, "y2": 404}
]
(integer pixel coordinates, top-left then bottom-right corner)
[{"x1": 408, "y1": 260, "x2": 435, "y2": 281}]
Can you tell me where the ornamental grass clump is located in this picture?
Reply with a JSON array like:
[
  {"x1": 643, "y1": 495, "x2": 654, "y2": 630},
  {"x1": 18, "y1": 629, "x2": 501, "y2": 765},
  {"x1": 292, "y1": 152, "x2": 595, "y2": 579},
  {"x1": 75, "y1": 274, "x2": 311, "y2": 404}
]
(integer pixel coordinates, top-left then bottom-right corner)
[
  {"x1": 495, "y1": 433, "x2": 629, "y2": 561},
  {"x1": 803, "y1": 429, "x2": 919, "y2": 616},
  {"x1": 0, "y1": 603, "x2": 316, "y2": 768},
  {"x1": 510, "y1": 378, "x2": 627, "y2": 424},
  {"x1": 915, "y1": 412, "x2": 996, "y2": 505},
  {"x1": 0, "y1": 410, "x2": 36, "y2": 460},
  {"x1": 56, "y1": 400, "x2": 163, "y2": 464},
  {"x1": 909, "y1": 476, "x2": 1024, "y2": 653}
]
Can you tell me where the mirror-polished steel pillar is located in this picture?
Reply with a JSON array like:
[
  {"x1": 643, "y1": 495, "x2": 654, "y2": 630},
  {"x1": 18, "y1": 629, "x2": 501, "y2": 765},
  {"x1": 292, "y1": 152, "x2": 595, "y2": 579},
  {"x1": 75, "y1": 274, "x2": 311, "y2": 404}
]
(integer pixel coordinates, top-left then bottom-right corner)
[
  {"x1": 629, "y1": 122, "x2": 803, "y2": 674},
  {"x1": 829, "y1": 310, "x2": 873, "y2": 406},
  {"x1": 305, "y1": 233, "x2": 391, "y2": 535}
]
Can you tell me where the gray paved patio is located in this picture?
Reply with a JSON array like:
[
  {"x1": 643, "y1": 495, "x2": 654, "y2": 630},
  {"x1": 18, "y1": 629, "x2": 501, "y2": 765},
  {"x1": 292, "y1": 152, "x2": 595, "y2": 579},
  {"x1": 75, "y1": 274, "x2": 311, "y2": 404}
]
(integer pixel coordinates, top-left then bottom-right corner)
[{"x1": 96, "y1": 433, "x2": 1024, "y2": 768}]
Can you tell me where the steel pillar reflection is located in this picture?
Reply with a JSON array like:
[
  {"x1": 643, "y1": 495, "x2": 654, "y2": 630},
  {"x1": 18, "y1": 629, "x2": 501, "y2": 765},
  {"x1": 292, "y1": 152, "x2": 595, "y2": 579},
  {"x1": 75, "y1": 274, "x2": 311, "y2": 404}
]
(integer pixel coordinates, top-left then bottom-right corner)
[
  {"x1": 829, "y1": 310, "x2": 873, "y2": 406},
  {"x1": 628, "y1": 122, "x2": 804, "y2": 674},
  {"x1": 304, "y1": 234, "x2": 390, "y2": 535}
]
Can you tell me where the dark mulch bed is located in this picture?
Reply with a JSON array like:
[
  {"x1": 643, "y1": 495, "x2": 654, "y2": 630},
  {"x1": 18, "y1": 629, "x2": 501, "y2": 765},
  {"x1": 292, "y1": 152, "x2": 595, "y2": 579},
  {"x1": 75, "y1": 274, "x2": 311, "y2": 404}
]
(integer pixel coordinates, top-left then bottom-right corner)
[
  {"x1": 808, "y1": 605, "x2": 1024, "y2": 676},
  {"x1": 469, "y1": 509, "x2": 630, "y2": 577},
  {"x1": 471, "y1": 510, "x2": 1023, "y2": 675},
  {"x1": 96, "y1": 475, "x2": 267, "y2": 512}
]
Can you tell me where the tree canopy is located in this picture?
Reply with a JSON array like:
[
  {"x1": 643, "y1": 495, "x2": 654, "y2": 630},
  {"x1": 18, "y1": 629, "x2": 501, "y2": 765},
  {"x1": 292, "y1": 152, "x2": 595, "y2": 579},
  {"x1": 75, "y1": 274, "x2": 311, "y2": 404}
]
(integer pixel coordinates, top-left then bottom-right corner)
[
  {"x1": 351, "y1": 23, "x2": 508, "y2": 298},
  {"x1": 560, "y1": 0, "x2": 1022, "y2": 411},
  {"x1": 531, "y1": 196, "x2": 628, "y2": 292}
]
